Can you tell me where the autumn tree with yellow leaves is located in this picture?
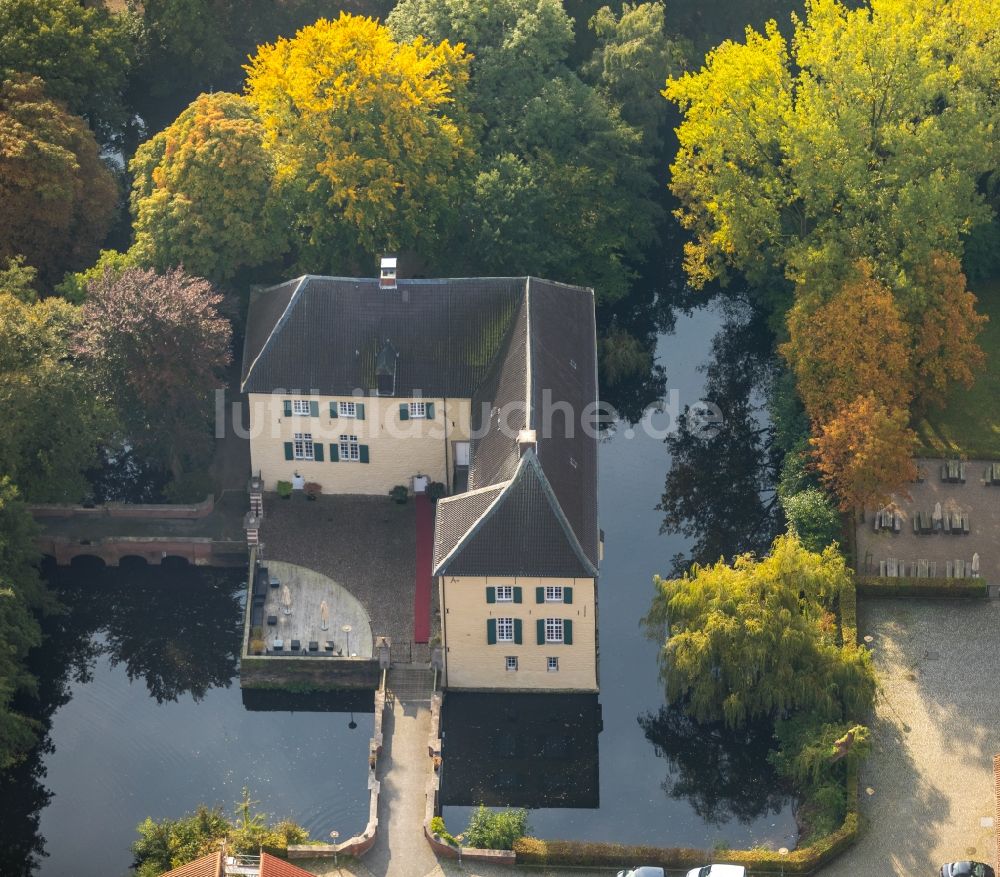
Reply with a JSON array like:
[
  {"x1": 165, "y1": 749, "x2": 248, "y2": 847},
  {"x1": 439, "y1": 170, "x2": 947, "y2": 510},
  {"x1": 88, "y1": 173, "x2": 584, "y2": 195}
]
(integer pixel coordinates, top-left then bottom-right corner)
[{"x1": 245, "y1": 13, "x2": 475, "y2": 274}]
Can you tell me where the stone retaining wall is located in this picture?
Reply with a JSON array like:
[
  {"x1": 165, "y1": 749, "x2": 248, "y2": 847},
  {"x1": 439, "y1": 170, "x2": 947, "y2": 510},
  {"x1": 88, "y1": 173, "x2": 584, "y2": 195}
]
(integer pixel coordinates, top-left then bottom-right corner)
[
  {"x1": 288, "y1": 686, "x2": 386, "y2": 860},
  {"x1": 39, "y1": 535, "x2": 224, "y2": 567},
  {"x1": 239, "y1": 656, "x2": 380, "y2": 690},
  {"x1": 29, "y1": 495, "x2": 214, "y2": 519},
  {"x1": 422, "y1": 690, "x2": 516, "y2": 866}
]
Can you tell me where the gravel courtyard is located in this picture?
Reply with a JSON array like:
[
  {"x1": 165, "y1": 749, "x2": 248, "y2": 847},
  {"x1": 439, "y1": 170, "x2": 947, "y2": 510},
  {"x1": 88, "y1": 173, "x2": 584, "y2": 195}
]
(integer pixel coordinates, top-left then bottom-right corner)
[{"x1": 820, "y1": 597, "x2": 1000, "y2": 877}]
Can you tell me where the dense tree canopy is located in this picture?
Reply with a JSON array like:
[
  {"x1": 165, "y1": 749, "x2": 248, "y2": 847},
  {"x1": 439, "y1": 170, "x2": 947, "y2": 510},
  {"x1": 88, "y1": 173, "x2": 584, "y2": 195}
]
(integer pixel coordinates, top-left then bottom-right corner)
[
  {"x1": 130, "y1": 92, "x2": 284, "y2": 283},
  {"x1": 0, "y1": 272, "x2": 112, "y2": 502},
  {"x1": 245, "y1": 13, "x2": 475, "y2": 274},
  {"x1": 665, "y1": 0, "x2": 999, "y2": 300},
  {"x1": 76, "y1": 268, "x2": 231, "y2": 477},
  {"x1": 645, "y1": 531, "x2": 875, "y2": 728},
  {"x1": 0, "y1": 76, "x2": 117, "y2": 289},
  {"x1": 0, "y1": 0, "x2": 133, "y2": 145}
]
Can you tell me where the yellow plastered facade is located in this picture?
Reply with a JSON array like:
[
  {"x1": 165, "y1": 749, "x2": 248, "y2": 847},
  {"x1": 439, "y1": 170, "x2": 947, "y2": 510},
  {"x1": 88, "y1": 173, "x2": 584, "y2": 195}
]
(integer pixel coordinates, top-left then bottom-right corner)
[
  {"x1": 248, "y1": 392, "x2": 472, "y2": 495},
  {"x1": 439, "y1": 575, "x2": 598, "y2": 691}
]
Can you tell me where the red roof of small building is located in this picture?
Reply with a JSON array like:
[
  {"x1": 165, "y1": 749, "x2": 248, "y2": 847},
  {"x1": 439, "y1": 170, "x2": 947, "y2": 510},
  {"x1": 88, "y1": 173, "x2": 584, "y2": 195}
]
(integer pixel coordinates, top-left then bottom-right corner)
[
  {"x1": 160, "y1": 851, "x2": 223, "y2": 877},
  {"x1": 259, "y1": 852, "x2": 316, "y2": 877}
]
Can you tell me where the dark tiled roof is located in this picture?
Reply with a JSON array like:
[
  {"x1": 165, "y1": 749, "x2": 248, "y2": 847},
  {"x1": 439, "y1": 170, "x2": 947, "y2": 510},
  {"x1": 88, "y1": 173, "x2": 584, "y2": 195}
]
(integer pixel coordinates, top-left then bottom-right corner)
[
  {"x1": 437, "y1": 452, "x2": 596, "y2": 577},
  {"x1": 241, "y1": 277, "x2": 523, "y2": 398},
  {"x1": 159, "y1": 851, "x2": 223, "y2": 877},
  {"x1": 433, "y1": 482, "x2": 508, "y2": 570}
]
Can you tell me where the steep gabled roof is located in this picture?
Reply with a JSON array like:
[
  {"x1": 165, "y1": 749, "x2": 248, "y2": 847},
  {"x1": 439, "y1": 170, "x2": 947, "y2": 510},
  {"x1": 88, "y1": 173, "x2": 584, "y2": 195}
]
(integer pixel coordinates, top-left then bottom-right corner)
[
  {"x1": 159, "y1": 851, "x2": 223, "y2": 877},
  {"x1": 435, "y1": 452, "x2": 597, "y2": 578},
  {"x1": 241, "y1": 277, "x2": 524, "y2": 398}
]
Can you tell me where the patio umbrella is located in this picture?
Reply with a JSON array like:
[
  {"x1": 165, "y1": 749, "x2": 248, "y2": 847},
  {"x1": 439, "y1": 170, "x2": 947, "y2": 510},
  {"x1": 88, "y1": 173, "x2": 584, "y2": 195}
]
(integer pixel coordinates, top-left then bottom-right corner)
[
  {"x1": 972, "y1": 553, "x2": 980, "y2": 575},
  {"x1": 282, "y1": 584, "x2": 292, "y2": 615},
  {"x1": 320, "y1": 599, "x2": 329, "y2": 631},
  {"x1": 933, "y1": 501, "x2": 942, "y2": 523}
]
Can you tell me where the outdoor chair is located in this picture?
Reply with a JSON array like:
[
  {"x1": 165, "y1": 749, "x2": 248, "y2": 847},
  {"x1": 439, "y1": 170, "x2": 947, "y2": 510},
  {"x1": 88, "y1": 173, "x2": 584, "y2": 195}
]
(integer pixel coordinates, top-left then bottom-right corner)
[
  {"x1": 267, "y1": 615, "x2": 277, "y2": 626},
  {"x1": 309, "y1": 641, "x2": 319, "y2": 651},
  {"x1": 290, "y1": 639, "x2": 301, "y2": 651}
]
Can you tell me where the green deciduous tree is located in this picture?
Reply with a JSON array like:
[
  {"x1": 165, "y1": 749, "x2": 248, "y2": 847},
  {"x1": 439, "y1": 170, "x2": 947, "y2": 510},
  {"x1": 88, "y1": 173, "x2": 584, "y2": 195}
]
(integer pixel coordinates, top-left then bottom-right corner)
[
  {"x1": 0, "y1": 0, "x2": 134, "y2": 144},
  {"x1": 780, "y1": 487, "x2": 841, "y2": 553},
  {"x1": 665, "y1": 0, "x2": 999, "y2": 300},
  {"x1": 645, "y1": 531, "x2": 875, "y2": 728},
  {"x1": 0, "y1": 76, "x2": 118, "y2": 289},
  {"x1": 245, "y1": 13, "x2": 475, "y2": 274},
  {"x1": 129, "y1": 92, "x2": 285, "y2": 283},
  {"x1": 0, "y1": 270, "x2": 113, "y2": 502},
  {"x1": 76, "y1": 267, "x2": 232, "y2": 478}
]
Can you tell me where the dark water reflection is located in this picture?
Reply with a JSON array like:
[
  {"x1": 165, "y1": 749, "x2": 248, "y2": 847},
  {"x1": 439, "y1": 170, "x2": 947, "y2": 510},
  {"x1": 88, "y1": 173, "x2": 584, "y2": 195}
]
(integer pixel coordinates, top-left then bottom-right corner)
[
  {"x1": 443, "y1": 302, "x2": 796, "y2": 849},
  {"x1": 0, "y1": 562, "x2": 373, "y2": 877}
]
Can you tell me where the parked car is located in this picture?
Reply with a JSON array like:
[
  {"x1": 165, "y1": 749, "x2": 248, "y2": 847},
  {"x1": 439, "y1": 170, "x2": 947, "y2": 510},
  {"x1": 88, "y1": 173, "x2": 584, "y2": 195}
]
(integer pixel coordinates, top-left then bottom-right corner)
[
  {"x1": 685, "y1": 867, "x2": 748, "y2": 877},
  {"x1": 940, "y1": 862, "x2": 995, "y2": 877},
  {"x1": 616, "y1": 869, "x2": 664, "y2": 877}
]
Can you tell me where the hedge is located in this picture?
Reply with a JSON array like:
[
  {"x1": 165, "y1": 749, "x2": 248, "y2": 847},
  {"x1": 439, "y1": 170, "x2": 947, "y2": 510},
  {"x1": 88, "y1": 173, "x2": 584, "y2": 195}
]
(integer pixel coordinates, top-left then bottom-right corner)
[
  {"x1": 514, "y1": 769, "x2": 860, "y2": 875},
  {"x1": 840, "y1": 579, "x2": 857, "y2": 648},
  {"x1": 855, "y1": 576, "x2": 987, "y2": 598}
]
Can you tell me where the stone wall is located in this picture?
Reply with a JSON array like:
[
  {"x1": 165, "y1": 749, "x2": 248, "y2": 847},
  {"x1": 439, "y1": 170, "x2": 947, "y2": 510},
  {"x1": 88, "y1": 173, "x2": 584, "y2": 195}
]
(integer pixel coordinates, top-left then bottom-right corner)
[
  {"x1": 29, "y1": 495, "x2": 214, "y2": 519},
  {"x1": 239, "y1": 656, "x2": 380, "y2": 690}
]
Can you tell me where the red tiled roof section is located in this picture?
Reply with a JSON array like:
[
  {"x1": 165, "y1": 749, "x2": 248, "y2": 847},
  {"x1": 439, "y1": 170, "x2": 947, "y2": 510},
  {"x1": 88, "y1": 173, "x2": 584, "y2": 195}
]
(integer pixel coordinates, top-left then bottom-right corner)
[
  {"x1": 160, "y1": 851, "x2": 223, "y2": 877},
  {"x1": 259, "y1": 852, "x2": 316, "y2": 877}
]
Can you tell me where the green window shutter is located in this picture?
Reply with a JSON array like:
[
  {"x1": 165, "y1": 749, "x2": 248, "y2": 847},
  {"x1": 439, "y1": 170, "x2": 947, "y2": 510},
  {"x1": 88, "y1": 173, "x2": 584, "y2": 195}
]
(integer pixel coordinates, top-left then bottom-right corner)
[
  {"x1": 563, "y1": 619, "x2": 573, "y2": 645},
  {"x1": 329, "y1": 402, "x2": 338, "y2": 418},
  {"x1": 486, "y1": 586, "x2": 495, "y2": 604},
  {"x1": 536, "y1": 619, "x2": 545, "y2": 645},
  {"x1": 283, "y1": 442, "x2": 293, "y2": 460},
  {"x1": 399, "y1": 403, "x2": 409, "y2": 421},
  {"x1": 356, "y1": 403, "x2": 365, "y2": 420},
  {"x1": 283, "y1": 399, "x2": 292, "y2": 417},
  {"x1": 535, "y1": 586, "x2": 544, "y2": 604},
  {"x1": 513, "y1": 586, "x2": 522, "y2": 603},
  {"x1": 314, "y1": 443, "x2": 324, "y2": 462},
  {"x1": 329, "y1": 443, "x2": 339, "y2": 462},
  {"x1": 426, "y1": 402, "x2": 436, "y2": 419},
  {"x1": 563, "y1": 586, "x2": 573, "y2": 604},
  {"x1": 309, "y1": 400, "x2": 319, "y2": 417},
  {"x1": 359, "y1": 445, "x2": 370, "y2": 464},
  {"x1": 514, "y1": 619, "x2": 522, "y2": 644},
  {"x1": 487, "y1": 618, "x2": 497, "y2": 645}
]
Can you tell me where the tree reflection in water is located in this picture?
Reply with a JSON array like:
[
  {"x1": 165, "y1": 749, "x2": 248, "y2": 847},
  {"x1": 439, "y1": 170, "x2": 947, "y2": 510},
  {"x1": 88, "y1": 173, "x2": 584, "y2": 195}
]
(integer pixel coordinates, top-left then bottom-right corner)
[
  {"x1": 658, "y1": 298, "x2": 784, "y2": 574},
  {"x1": 638, "y1": 705, "x2": 791, "y2": 826},
  {"x1": 0, "y1": 561, "x2": 244, "y2": 874}
]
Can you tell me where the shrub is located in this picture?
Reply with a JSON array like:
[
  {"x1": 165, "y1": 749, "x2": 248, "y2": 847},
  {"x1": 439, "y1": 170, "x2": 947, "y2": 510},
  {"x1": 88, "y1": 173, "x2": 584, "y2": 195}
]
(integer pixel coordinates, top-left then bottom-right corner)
[
  {"x1": 429, "y1": 815, "x2": 458, "y2": 847},
  {"x1": 304, "y1": 481, "x2": 321, "y2": 500},
  {"x1": 388, "y1": 485, "x2": 409, "y2": 503},
  {"x1": 463, "y1": 805, "x2": 529, "y2": 851},
  {"x1": 276, "y1": 480, "x2": 292, "y2": 498},
  {"x1": 781, "y1": 488, "x2": 841, "y2": 553},
  {"x1": 426, "y1": 481, "x2": 446, "y2": 501},
  {"x1": 855, "y1": 576, "x2": 987, "y2": 598}
]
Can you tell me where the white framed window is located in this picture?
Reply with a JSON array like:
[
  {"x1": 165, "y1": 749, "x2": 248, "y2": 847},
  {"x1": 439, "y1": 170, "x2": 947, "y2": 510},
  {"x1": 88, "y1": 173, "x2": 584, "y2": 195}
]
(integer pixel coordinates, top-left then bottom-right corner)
[
  {"x1": 547, "y1": 657, "x2": 559, "y2": 672},
  {"x1": 497, "y1": 617, "x2": 514, "y2": 642},
  {"x1": 339, "y1": 434, "x2": 360, "y2": 461},
  {"x1": 505, "y1": 656, "x2": 518, "y2": 672},
  {"x1": 545, "y1": 617, "x2": 564, "y2": 643},
  {"x1": 408, "y1": 401, "x2": 427, "y2": 419},
  {"x1": 544, "y1": 586, "x2": 564, "y2": 602},
  {"x1": 292, "y1": 399, "x2": 311, "y2": 416},
  {"x1": 293, "y1": 432, "x2": 314, "y2": 460},
  {"x1": 495, "y1": 585, "x2": 514, "y2": 602},
  {"x1": 338, "y1": 401, "x2": 357, "y2": 418}
]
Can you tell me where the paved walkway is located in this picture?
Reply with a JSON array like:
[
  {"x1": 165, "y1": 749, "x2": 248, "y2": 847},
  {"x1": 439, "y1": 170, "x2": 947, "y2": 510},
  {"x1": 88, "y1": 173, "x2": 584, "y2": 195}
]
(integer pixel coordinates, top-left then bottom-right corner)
[
  {"x1": 819, "y1": 598, "x2": 1000, "y2": 877},
  {"x1": 413, "y1": 494, "x2": 433, "y2": 643}
]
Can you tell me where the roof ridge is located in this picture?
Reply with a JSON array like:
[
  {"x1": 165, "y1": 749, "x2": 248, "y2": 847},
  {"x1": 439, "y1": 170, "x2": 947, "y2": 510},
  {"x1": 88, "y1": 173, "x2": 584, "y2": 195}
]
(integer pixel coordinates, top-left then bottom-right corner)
[
  {"x1": 437, "y1": 480, "x2": 510, "y2": 504},
  {"x1": 240, "y1": 275, "x2": 310, "y2": 392}
]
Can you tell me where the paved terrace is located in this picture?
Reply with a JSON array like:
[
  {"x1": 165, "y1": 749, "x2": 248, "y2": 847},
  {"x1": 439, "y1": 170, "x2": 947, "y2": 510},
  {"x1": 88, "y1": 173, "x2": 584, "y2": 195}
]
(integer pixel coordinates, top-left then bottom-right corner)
[
  {"x1": 261, "y1": 494, "x2": 436, "y2": 664},
  {"x1": 856, "y1": 458, "x2": 1000, "y2": 583}
]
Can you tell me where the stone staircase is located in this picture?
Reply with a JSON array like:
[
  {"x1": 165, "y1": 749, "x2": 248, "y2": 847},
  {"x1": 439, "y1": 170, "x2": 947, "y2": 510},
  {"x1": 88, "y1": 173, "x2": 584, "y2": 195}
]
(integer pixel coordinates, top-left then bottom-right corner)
[{"x1": 386, "y1": 666, "x2": 435, "y2": 705}]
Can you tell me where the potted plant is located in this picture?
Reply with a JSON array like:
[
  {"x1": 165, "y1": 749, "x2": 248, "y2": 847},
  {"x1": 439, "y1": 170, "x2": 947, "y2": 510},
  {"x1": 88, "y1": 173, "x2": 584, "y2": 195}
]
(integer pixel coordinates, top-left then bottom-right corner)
[
  {"x1": 426, "y1": 481, "x2": 446, "y2": 501},
  {"x1": 304, "y1": 482, "x2": 321, "y2": 501},
  {"x1": 388, "y1": 484, "x2": 409, "y2": 504},
  {"x1": 276, "y1": 480, "x2": 292, "y2": 499}
]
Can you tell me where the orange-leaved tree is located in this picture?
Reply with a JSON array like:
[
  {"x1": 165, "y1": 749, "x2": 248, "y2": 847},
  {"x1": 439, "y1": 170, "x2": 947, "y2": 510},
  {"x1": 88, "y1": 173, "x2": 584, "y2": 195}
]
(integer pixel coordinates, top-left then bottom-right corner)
[
  {"x1": 910, "y1": 251, "x2": 988, "y2": 413},
  {"x1": 811, "y1": 393, "x2": 917, "y2": 511},
  {"x1": 245, "y1": 13, "x2": 475, "y2": 273},
  {"x1": 780, "y1": 261, "x2": 913, "y2": 427}
]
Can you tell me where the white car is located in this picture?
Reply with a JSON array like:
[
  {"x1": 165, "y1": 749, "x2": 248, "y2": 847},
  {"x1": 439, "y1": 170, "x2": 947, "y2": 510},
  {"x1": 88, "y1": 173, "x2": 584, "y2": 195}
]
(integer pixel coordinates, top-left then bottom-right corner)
[
  {"x1": 685, "y1": 866, "x2": 748, "y2": 877},
  {"x1": 616, "y1": 869, "x2": 665, "y2": 877}
]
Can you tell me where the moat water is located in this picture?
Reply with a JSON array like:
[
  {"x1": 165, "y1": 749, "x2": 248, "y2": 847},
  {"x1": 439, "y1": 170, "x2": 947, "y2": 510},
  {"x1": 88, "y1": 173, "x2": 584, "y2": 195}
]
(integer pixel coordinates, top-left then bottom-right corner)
[{"x1": 0, "y1": 299, "x2": 796, "y2": 877}]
